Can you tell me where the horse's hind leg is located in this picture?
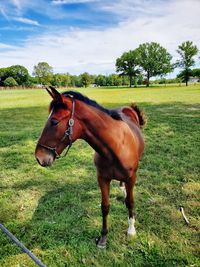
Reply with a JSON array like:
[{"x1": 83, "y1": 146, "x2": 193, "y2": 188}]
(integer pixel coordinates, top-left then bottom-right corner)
[
  {"x1": 125, "y1": 174, "x2": 136, "y2": 236},
  {"x1": 119, "y1": 181, "x2": 126, "y2": 198},
  {"x1": 96, "y1": 176, "x2": 110, "y2": 249}
]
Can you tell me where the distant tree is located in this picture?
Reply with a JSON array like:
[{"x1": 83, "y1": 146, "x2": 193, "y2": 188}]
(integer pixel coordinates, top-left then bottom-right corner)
[
  {"x1": 121, "y1": 75, "x2": 129, "y2": 86},
  {"x1": 60, "y1": 73, "x2": 71, "y2": 87},
  {"x1": 105, "y1": 75, "x2": 112, "y2": 86},
  {"x1": 109, "y1": 74, "x2": 122, "y2": 86},
  {"x1": 95, "y1": 75, "x2": 107, "y2": 86},
  {"x1": 176, "y1": 41, "x2": 198, "y2": 86},
  {"x1": 177, "y1": 69, "x2": 193, "y2": 83},
  {"x1": 116, "y1": 50, "x2": 140, "y2": 87},
  {"x1": 137, "y1": 42, "x2": 173, "y2": 87},
  {"x1": 51, "y1": 73, "x2": 71, "y2": 87},
  {"x1": 0, "y1": 65, "x2": 29, "y2": 86},
  {"x1": 51, "y1": 73, "x2": 62, "y2": 87},
  {"x1": 191, "y1": 68, "x2": 200, "y2": 78},
  {"x1": 8, "y1": 65, "x2": 29, "y2": 85},
  {"x1": 33, "y1": 62, "x2": 53, "y2": 85},
  {"x1": 71, "y1": 75, "x2": 82, "y2": 87},
  {"x1": 80, "y1": 72, "x2": 92, "y2": 87},
  {"x1": 137, "y1": 74, "x2": 144, "y2": 85},
  {"x1": 4, "y1": 77, "x2": 18, "y2": 87},
  {"x1": 0, "y1": 68, "x2": 8, "y2": 86}
]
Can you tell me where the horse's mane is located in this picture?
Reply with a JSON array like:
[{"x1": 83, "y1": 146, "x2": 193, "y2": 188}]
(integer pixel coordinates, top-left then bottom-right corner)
[{"x1": 62, "y1": 91, "x2": 122, "y2": 120}]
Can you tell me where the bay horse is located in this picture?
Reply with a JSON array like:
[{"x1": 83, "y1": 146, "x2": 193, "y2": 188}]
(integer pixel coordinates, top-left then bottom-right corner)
[{"x1": 35, "y1": 86, "x2": 145, "y2": 248}]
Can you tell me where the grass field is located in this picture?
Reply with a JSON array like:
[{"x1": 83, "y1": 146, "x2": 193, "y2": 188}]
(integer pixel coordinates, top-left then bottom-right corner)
[{"x1": 0, "y1": 85, "x2": 199, "y2": 267}]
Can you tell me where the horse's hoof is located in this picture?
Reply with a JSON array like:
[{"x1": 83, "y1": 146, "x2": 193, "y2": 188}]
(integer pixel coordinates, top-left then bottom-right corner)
[
  {"x1": 96, "y1": 236, "x2": 107, "y2": 249},
  {"x1": 127, "y1": 231, "x2": 137, "y2": 240},
  {"x1": 127, "y1": 228, "x2": 136, "y2": 236}
]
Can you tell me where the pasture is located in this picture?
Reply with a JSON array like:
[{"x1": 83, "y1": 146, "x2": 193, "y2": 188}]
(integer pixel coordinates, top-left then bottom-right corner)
[{"x1": 0, "y1": 85, "x2": 199, "y2": 266}]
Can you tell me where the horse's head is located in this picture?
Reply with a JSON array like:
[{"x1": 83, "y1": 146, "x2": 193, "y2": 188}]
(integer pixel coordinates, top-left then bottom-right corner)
[{"x1": 35, "y1": 87, "x2": 82, "y2": 167}]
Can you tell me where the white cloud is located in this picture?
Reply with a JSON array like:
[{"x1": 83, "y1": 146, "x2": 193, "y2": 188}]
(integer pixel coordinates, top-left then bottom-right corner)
[
  {"x1": 0, "y1": 43, "x2": 17, "y2": 49},
  {"x1": 13, "y1": 17, "x2": 40, "y2": 26},
  {"x1": 0, "y1": 0, "x2": 199, "y2": 76},
  {"x1": 0, "y1": 6, "x2": 9, "y2": 20},
  {"x1": 52, "y1": 0, "x2": 99, "y2": 4}
]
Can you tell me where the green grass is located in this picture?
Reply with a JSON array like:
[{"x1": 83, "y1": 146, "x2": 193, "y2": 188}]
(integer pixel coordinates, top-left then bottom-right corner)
[{"x1": 0, "y1": 84, "x2": 199, "y2": 267}]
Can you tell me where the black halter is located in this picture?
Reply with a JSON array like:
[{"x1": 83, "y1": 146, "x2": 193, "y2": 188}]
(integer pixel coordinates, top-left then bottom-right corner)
[{"x1": 38, "y1": 95, "x2": 75, "y2": 159}]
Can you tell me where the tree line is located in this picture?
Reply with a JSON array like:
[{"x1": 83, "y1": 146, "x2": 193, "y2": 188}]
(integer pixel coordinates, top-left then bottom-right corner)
[{"x1": 0, "y1": 40, "x2": 199, "y2": 88}]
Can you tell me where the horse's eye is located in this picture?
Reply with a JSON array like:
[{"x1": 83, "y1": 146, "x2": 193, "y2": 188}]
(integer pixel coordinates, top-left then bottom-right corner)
[{"x1": 51, "y1": 119, "x2": 59, "y2": 126}]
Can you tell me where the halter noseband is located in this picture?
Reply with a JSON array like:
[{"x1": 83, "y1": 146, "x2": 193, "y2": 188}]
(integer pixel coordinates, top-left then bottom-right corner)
[{"x1": 38, "y1": 95, "x2": 75, "y2": 159}]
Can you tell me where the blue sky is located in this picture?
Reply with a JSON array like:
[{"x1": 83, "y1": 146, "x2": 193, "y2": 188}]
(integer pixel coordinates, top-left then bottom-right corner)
[{"x1": 0, "y1": 0, "x2": 199, "y2": 76}]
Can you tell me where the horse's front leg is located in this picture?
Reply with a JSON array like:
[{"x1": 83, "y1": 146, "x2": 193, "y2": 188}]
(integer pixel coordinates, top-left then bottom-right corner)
[{"x1": 96, "y1": 176, "x2": 110, "y2": 249}]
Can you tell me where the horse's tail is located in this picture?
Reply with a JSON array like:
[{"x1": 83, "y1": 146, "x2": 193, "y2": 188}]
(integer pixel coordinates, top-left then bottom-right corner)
[{"x1": 130, "y1": 104, "x2": 147, "y2": 128}]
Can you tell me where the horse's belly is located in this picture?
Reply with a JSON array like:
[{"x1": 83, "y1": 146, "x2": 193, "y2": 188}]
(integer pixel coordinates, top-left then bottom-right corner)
[{"x1": 94, "y1": 153, "x2": 135, "y2": 181}]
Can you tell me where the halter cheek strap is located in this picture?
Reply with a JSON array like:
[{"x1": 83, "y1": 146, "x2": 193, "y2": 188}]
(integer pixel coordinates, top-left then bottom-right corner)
[{"x1": 38, "y1": 95, "x2": 75, "y2": 159}]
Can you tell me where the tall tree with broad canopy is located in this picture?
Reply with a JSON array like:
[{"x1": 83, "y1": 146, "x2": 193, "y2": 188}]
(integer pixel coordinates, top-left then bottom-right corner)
[
  {"x1": 137, "y1": 42, "x2": 173, "y2": 87},
  {"x1": 176, "y1": 41, "x2": 198, "y2": 86},
  {"x1": 33, "y1": 62, "x2": 53, "y2": 85},
  {"x1": 116, "y1": 50, "x2": 140, "y2": 88}
]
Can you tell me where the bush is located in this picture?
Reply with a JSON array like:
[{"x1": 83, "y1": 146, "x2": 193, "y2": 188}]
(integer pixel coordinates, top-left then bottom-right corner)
[{"x1": 3, "y1": 77, "x2": 18, "y2": 87}]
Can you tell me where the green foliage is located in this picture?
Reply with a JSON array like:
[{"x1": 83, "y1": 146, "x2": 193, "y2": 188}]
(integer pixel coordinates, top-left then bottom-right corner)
[
  {"x1": 0, "y1": 68, "x2": 8, "y2": 86},
  {"x1": 137, "y1": 42, "x2": 173, "y2": 86},
  {"x1": 176, "y1": 41, "x2": 199, "y2": 86},
  {"x1": 116, "y1": 50, "x2": 140, "y2": 87},
  {"x1": 8, "y1": 65, "x2": 29, "y2": 85},
  {"x1": 71, "y1": 75, "x2": 82, "y2": 87},
  {"x1": 33, "y1": 62, "x2": 53, "y2": 85},
  {"x1": 80, "y1": 72, "x2": 92, "y2": 87},
  {"x1": 191, "y1": 68, "x2": 200, "y2": 78},
  {"x1": 153, "y1": 78, "x2": 180, "y2": 84},
  {"x1": 51, "y1": 73, "x2": 71, "y2": 87},
  {"x1": 3, "y1": 77, "x2": 18, "y2": 87},
  {"x1": 95, "y1": 74, "x2": 107, "y2": 86},
  {"x1": 177, "y1": 69, "x2": 193, "y2": 82},
  {"x1": 0, "y1": 65, "x2": 29, "y2": 86}
]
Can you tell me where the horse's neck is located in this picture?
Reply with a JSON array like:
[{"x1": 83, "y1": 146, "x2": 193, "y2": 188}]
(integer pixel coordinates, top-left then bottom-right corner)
[{"x1": 77, "y1": 103, "x2": 121, "y2": 159}]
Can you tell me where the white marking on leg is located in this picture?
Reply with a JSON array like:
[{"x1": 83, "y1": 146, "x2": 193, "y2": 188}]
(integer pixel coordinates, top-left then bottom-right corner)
[{"x1": 127, "y1": 217, "x2": 136, "y2": 236}]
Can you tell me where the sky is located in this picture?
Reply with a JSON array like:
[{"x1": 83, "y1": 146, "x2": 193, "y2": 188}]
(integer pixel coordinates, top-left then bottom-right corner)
[{"x1": 0, "y1": 0, "x2": 199, "y2": 77}]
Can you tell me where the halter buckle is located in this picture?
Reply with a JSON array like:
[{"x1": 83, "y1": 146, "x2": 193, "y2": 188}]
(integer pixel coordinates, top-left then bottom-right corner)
[{"x1": 69, "y1": 118, "x2": 74, "y2": 126}]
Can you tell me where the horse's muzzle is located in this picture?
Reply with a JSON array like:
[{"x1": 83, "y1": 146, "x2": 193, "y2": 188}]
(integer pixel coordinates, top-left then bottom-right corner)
[{"x1": 35, "y1": 145, "x2": 55, "y2": 167}]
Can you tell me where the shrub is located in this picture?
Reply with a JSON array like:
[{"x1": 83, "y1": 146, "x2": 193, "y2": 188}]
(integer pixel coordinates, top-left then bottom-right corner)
[{"x1": 3, "y1": 77, "x2": 18, "y2": 87}]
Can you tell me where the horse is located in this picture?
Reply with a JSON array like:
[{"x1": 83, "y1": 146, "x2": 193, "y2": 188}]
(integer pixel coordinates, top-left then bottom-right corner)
[{"x1": 35, "y1": 86, "x2": 146, "y2": 248}]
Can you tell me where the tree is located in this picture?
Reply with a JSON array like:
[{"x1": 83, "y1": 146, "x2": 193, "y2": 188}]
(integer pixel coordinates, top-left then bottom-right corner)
[
  {"x1": 33, "y1": 62, "x2": 53, "y2": 85},
  {"x1": 4, "y1": 77, "x2": 18, "y2": 87},
  {"x1": 95, "y1": 75, "x2": 107, "y2": 86},
  {"x1": 176, "y1": 41, "x2": 198, "y2": 86},
  {"x1": 192, "y1": 68, "x2": 200, "y2": 78},
  {"x1": 137, "y1": 42, "x2": 173, "y2": 87},
  {"x1": 116, "y1": 50, "x2": 140, "y2": 87},
  {"x1": 109, "y1": 74, "x2": 122, "y2": 86},
  {"x1": 0, "y1": 65, "x2": 29, "y2": 86},
  {"x1": 0, "y1": 68, "x2": 8, "y2": 86},
  {"x1": 80, "y1": 72, "x2": 92, "y2": 87},
  {"x1": 177, "y1": 69, "x2": 193, "y2": 83},
  {"x1": 8, "y1": 65, "x2": 29, "y2": 85}
]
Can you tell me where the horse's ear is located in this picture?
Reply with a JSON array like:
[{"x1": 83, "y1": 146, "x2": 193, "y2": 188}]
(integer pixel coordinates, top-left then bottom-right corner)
[
  {"x1": 46, "y1": 87, "x2": 54, "y2": 99},
  {"x1": 46, "y1": 86, "x2": 62, "y2": 102}
]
